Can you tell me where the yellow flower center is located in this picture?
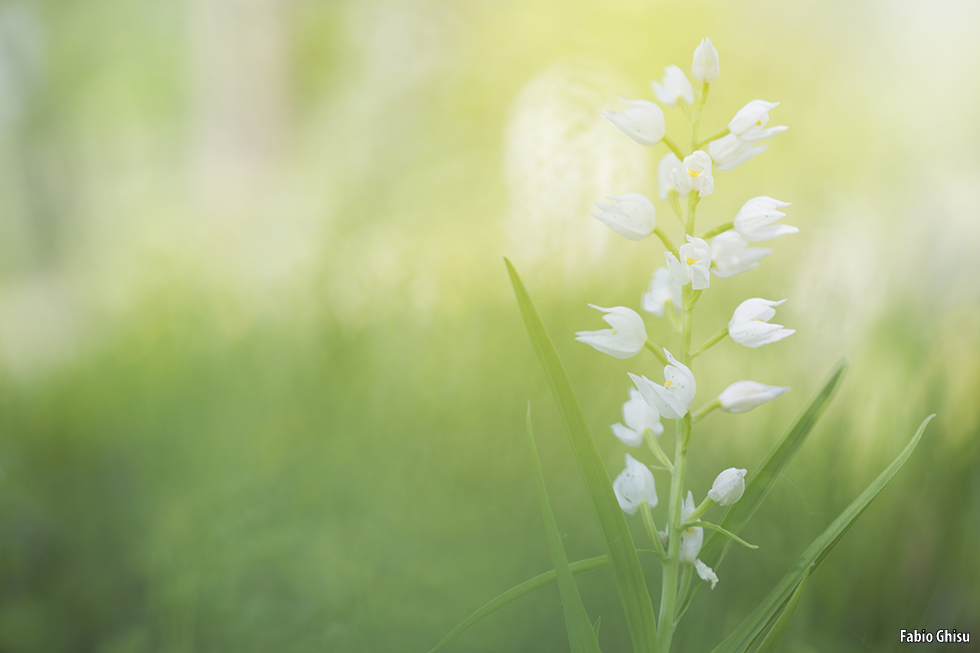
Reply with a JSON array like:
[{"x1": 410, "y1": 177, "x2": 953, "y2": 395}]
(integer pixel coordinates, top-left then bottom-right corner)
[
  {"x1": 664, "y1": 380, "x2": 674, "y2": 388},
  {"x1": 756, "y1": 120, "x2": 762, "y2": 125},
  {"x1": 685, "y1": 257, "x2": 697, "y2": 265},
  {"x1": 687, "y1": 168, "x2": 700, "y2": 177}
]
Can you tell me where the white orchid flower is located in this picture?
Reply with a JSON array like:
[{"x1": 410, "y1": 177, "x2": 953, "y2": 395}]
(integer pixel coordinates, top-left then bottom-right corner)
[
  {"x1": 692, "y1": 38, "x2": 719, "y2": 84},
  {"x1": 679, "y1": 491, "x2": 703, "y2": 563},
  {"x1": 650, "y1": 65, "x2": 694, "y2": 107},
  {"x1": 728, "y1": 100, "x2": 787, "y2": 142},
  {"x1": 658, "y1": 153, "x2": 683, "y2": 200},
  {"x1": 628, "y1": 349, "x2": 696, "y2": 420},
  {"x1": 641, "y1": 267, "x2": 683, "y2": 317},
  {"x1": 670, "y1": 150, "x2": 714, "y2": 197},
  {"x1": 575, "y1": 305, "x2": 647, "y2": 359},
  {"x1": 718, "y1": 380, "x2": 790, "y2": 413},
  {"x1": 602, "y1": 98, "x2": 666, "y2": 146},
  {"x1": 707, "y1": 467, "x2": 748, "y2": 506},
  {"x1": 665, "y1": 235, "x2": 712, "y2": 290},
  {"x1": 611, "y1": 388, "x2": 664, "y2": 447},
  {"x1": 613, "y1": 454, "x2": 658, "y2": 515},
  {"x1": 733, "y1": 196, "x2": 798, "y2": 242},
  {"x1": 695, "y1": 560, "x2": 718, "y2": 589},
  {"x1": 710, "y1": 231, "x2": 772, "y2": 278},
  {"x1": 728, "y1": 298, "x2": 795, "y2": 348},
  {"x1": 707, "y1": 133, "x2": 771, "y2": 172},
  {"x1": 591, "y1": 193, "x2": 657, "y2": 241}
]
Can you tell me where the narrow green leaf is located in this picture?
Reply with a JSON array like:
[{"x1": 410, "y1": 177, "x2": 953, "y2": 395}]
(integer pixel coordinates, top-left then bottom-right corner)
[
  {"x1": 710, "y1": 414, "x2": 934, "y2": 653},
  {"x1": 750, "y1": 567, "x2": 811, "y2": 653},
  {"x1": 693, "y1": 521, "x2": 758, "y2": 549},
  {"x1": 505, "y1": 258, "x2": 659, "y2": 653},
  {"x1": 593, "y1": 617, "x2": 602, "y2": 639},
  {"x1": 427, "y1": 551, "x2": 660, "y2": 653},
  {"x1": 525, "y1": 404, "x2": 602, "y2": 653}
]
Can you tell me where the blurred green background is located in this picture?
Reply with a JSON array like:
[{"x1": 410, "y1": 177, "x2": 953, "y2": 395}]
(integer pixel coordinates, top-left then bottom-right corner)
[{"x1": 0, "y1": 0, "x2": 978, "y2": 651}]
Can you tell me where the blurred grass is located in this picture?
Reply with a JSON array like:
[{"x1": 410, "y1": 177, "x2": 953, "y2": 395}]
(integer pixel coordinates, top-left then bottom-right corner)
[{"x1": 0, "y1": 0, "x2": 978, "y2": 651}]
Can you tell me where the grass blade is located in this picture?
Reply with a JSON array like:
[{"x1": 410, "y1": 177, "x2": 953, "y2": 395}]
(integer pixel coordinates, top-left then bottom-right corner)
[
  {"x1": 709, "y1": 414, "x2": 934, "y2": 653},
  {"x1": 525, "y1": 403, "x2": 602, "y2": 652},
  {"x1": 750, "y1": 567, "x2": 811, "y2": 653},
  {"x1": 505, "y1": 258, "x2": 659, "y2": 653}
]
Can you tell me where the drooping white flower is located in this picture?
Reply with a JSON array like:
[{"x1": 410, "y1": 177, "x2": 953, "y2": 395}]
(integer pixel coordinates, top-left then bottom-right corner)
[
  {"x1": 628, "y1": 349, "x2": 696, "y2": 420},
  {"x1": 707, "y1": 134, "x2": 769, "y2": 172},
  {"x1": 728, "y1": 100, "x2": 787, "y2": 143},
  {"x1": 692, "y1": 38, "x2": 719, "y2": 84},
  {"x1": 650, "y1": 65, "x2": 694, "y2": 107},
  {"x1": 679, "y1": 491, "x2": 703, "y2": 564},
  {"x1": 613, "y1": 454, "x2": 658, "y2": 515},
  {"x1": 591, "y1": 194, "x2": 657, "y2": 241},
  {"x1": 670, "y1": 151, "x2": 714, "y2": 197},
  {"x1": 718, "y1": 380, "x2": 790, "y2": 413},
  {"x1": 611, "y1": 388, "x2": 664, "y2": 446},
  {"x1": 728, "y1": 298, "x2": 795, "y2": 348},
  {"x1": 602, "y1": 99, "x2": 666, "y2": 146},
  {"x1": 576, "y1": 305, "x2": 648, "y2": 359},
  {"x1": 733, "y1": 196, "x2": 798, "y2": 242},
  {"x1": 707, "y1": 467, "x2": 748, "y2": 506},
  {"x1": 695, "y1": 559, "x2": 718, "y2": 589},
  {"x1": 710, "y1": 231, "x2": 772, "y2": 278},
  {"x1": 641, "y1": 267, "x2": 682, "y2": 317},
  {"x1": 658, "y1": 153, "x2": 683, "y2": 200},
  {"x1": 665, "y1": 235, "x2": 712, "y2": 290}
]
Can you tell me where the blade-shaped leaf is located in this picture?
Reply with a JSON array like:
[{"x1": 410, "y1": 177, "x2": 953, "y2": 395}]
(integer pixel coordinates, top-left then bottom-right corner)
[
  {"x1": 505, "y1": 258, "x2": 659, "y2": 653},
  {"x1": 750, "y1": 566, "x2": 811, "y2": 653},
  {"x1": 427, "y1": 551, "x2": 659, "y2": 653},
  {"x1": 525, "y1": 403, "x2": 602, "y2": 653},
  {"x1": 710, "y1": 414, "x2": 934, "y2": 653}
]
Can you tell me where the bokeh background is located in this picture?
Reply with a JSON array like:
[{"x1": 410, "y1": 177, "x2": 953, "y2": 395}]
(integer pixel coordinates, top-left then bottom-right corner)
[{"x1": 0, "y1": 0, "x2": 978, "y2": 651}]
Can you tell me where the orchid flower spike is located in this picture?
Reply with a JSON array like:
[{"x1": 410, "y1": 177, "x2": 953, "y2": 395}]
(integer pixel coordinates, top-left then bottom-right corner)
[
  {"x1": 628, "y1": 349, "x2": 696, "y2": 420},
  {"x1": 611, "y1": 388, "x2": 664, "y2": 447},
  {"x1": 733, "y1": 196, "x2": 798, "y2": 242},
  {"x1": 707, "y1": 467, "x2": 748, "y2": 506},
  {"x1": 613, "y1": 454, "x2": 658, "y2": 515},
  {"x1": 602, "y1": 98, "x2": 666, "y2": 146},
  {"x1": 666, "y1": 235, "x2": 712, "y2": 290},
  {"x1": 670, "y1": 150, "x2": 714, "y2": 197},
  {"x1": 658, "y1": 153, "x2": 683, "y2": 200},
  {"x1": 710, "y1": 231, "x2": 772, "y2": 278},
  {"x1": 679, "y1": 491, "x2": 703, "y2": 564},
  {"x1": 728, "y1": 298, "x2": 795, "y2": 348},
  {"x1": 728, "y1": 100, "x2": 787, "y2": 143},
  {"x1": 692, "y1": 38, "x2": 719, "y2": 84},
  {"x1": 718, "y1": 380, "x2": 790, "y2": 413},
  {"x1": 708, "y1": 134, "x2": 768, "y2": 172},
  {"x1": 650, "y1": 65, "x2": 694, "y2": 107},
  {"x1": 591, "y1": 193, "x2": 657, "y2": 241},
  {"x1": 695, "y1": 560, "x2": 718, "y2": 589},
  {"x1": 641, "y1": 267, "x2": 682, "y2": 317},
  {"x1": 575, "y1": 305, "x2": 648, "y2": 359}
]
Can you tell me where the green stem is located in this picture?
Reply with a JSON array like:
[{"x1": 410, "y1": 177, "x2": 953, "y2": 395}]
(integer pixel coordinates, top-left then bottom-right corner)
[
  {"x1": 664, "y1": 302, "x2": 682, "y2": 333},
  {"x1": 681, "y1": 521, "x2": 759, "y2": 549},
  {"x1": 678, "y1": 100, "x2": 693, "y2": 123},
  {"x1": 691, "y1": 82, "x2": 710, "y2": 150},
  {"x1": 692, "y1": 328, "x2": 729, "y2": 357},
  {"x1": 696, "y1": 127, "x2": 729, "y2": 149},
  {"x1": 683, "y1": 497, "x2": 713, "y2": 524},
  {"x1": 685, "y1": 192, "x2": 700, "y2": 235},
  {"x1": 662, "y1": 136, "x2": 686, "y2": 161},
  {"x1": 641, "y1": 503, "x2": 668, "y2": 561},
  {"x1": 697, "y1": 221, "x2": 735, "y2": 241},
  {"x1": 653, "y1": 226, "x2": 679, "y2": 258},
  {"x1": 645, "y1": 340, "x2": 669, "y2": 365},
  {"x1": 674, "y1": 566, "x2": 694, "y2": 624},
  {"x1": 691, "y1": 399, "x2": 721, "y2": 424},
  {"x1": 645, "y1": 430, "x2": 674, "y2": 472},
  {"x1": 668, "y1": 191, "x2": 685, "y2": 227}
]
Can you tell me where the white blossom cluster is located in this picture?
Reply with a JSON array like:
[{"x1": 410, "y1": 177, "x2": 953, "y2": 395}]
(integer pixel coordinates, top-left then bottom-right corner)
[{"x1": 576, "y1": 38, "x2": 799, "y2": 590}]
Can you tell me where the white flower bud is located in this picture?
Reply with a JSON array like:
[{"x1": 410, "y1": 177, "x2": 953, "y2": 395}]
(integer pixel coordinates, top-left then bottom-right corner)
[
  {"x1": 695, "y1": 559, "x2": 718, "y2": 589},
  {"x1": 707, "y1": 467, "x2": 748, "y2": 506},
  {"x1": 650, "y1": 65, "x2": 694, "y2": 107},
  {"x1": 728, "y1": 298, "x2": 795, "y2": 348},
  {"x1": 602, "y1": 98, "x2": 666, "y2": 146},
  {"x1": 710, "y1": 231, "x2": 771, "y2": 279},
  {"x1": 679, "y1": 491, "x2": 703, "y2": 563},
  {"x1": 641, "y1": 267, "x2": 682, "y2": 317},
  {"x1": 665, "y1": 235, "x2": 712, "y2": 290},
  {"x1": 613, "y1": 454, "x2": 658, "y2": 515},
  {"x1": 728, "y1": 100, "x2": 787, "y2": 143},
  {"x1": 733, "y1": 196, "x2": 797, "y2": 242},
  {"x1": 658, "y1": 153, "x2": 682, "y2": 200},
  {"x1": 707, "y1": 134, "x2": 768, "y2": 172},
  {"x1": 591, "y1": 193, "x2": 657, "y2": 241},
  {"x1": 718, "y1": 381, "x2": 790, "y2": 413},
  {"x1": 575, "y1": 305, "x2": 648, "y2": 359},
  {"x1": 692, "y1": 38, "x2": 719, "y2": 84},
  {"x1": 611, "y1": 388, "x2": 663, "y2": 447},
  {"x1": 670, "y1": 151, "x2": 714, "y2": 198},
  {"x1": 629, "y1": 349, "x2": 696, "y2": 420}
]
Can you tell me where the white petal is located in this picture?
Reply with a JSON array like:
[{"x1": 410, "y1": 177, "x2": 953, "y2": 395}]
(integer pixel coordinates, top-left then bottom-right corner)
[{"x1": 695, "y1": 560, "x2": 718, "y2": 589}]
